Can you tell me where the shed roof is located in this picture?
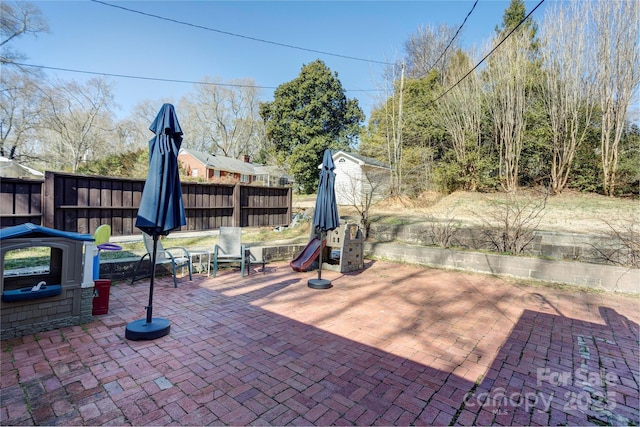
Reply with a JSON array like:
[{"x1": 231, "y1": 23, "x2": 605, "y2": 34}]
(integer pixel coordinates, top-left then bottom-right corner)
[
  {"x1": 334, "y1": 151, "x2": 390, "y2": 169},
  {"x1": 0, "y1": 156, "x2": 45, "y2": 179}
]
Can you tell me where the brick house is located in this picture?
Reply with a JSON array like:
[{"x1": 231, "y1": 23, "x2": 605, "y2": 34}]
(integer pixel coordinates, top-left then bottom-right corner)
[
  {"x1": 178, "y1": 148, "x2": 292, "y2": 186},
  {"x1": 178, "y1": 148, "x2": 256, "y2": 184}
]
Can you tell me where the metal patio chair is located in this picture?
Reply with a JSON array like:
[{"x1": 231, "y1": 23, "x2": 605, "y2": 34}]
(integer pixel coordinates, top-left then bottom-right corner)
[
  {"x1": 247, "y1": 246, "x2": 267, "y2": 275},
  {"x1": 209, "y1": 227, "x2": 246, "y2": 277},
  {"x1": 130, "y1": 233, "x2": 193, "y2": 288}
]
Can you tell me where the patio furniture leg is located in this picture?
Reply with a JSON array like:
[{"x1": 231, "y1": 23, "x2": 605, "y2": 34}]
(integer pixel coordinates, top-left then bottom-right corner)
[
  {"x1": 171, "y1": 264, "x2": 178, "y2": 288},
  {"x1": 130, "y1": 255, "x2": 148, "y2": 285}
]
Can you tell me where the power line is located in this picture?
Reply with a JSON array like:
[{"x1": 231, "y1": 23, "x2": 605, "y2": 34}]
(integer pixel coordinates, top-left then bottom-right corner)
[
  {"x1": 431, "y1": 0, "x2": 545, "y2": 104},
  {"x1": 11, "y1": 62, "x2": 383, "y2": 92},
  {"x1": 89, "y1": 0, "x2": 393, "y2": 66},
  {"x1": 433, "y1": 0, "x2": 478, "y2": 68},
  {"x1": 415, "y1": 0, "x2": 478, "y2": 79},
  {"x1": 12, "y1": 62, "x2": 275, "y2": 88}
]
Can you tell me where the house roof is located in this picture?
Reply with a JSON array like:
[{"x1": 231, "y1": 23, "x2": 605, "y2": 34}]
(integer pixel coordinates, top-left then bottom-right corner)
[
  {"x1": 253, "y1": 164, "x2": 294, "y2": 181},
  {"x1": 333, "y1": 151, "x2": 390, "y2": 169},
  {"x1": 179, "y1": 148, "x2": 255, "y2": 175},
  {"x1": 0, "y1": 156, "x2": 44, "y2": 178}
]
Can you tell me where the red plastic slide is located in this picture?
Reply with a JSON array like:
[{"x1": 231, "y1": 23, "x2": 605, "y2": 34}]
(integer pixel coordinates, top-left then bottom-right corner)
[{"x1": 290, "y1": 238, "x2": 326, "y2": 272}]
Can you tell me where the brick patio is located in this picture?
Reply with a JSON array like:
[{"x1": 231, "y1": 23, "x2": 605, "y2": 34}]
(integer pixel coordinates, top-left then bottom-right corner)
[{"x1": 1, "y1": 260, "x2": 638, "y2": 426}]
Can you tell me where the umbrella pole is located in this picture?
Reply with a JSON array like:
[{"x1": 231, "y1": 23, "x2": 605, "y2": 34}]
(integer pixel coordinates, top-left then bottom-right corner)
[
  {"x1": 125, "y1": 232, "x2": 170, "y2": 340},
  {"x1": 146, "y1": 234, "x2": 158, "y2": 323},
  {"x1": 308, "y1": 229, "x2": 332, "y2": 289},
  {"x1": 317, "y1": 230, "x2": 324, "y2": 281}
]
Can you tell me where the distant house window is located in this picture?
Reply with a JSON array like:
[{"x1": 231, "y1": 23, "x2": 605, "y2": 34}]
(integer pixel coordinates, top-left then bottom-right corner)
[
  {"x1": 278, "y1": 177, "x2": 289, "y2": 186},
  {"x1": 192, "y1": 168, "x2": 198, "y2": 177},
  {"x1": 214, "y1": 170, "x2": 220, "y2": 178},
  {"x1": 241, "y1": 174, "x2": 250, "y2": 183}
]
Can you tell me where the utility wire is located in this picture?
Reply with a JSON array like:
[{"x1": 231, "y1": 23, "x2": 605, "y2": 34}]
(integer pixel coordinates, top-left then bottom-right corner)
[
  {"x1": 415, "y1": 0, "x2": 478, "y2": 79},
  {"x1": 11, "y1": 62, "x2": 383, "y2": 92},
  {"x1": 12, "y1": 62, "x2": 276, "y2": 88},
  {"x1": 431, "y1": 0, "x2": 545, "y2": 104},
  {"x1": 89, "y1": 0, "x2": 393, "y2": 66},
  {"x1": 15, "y1": 2, "x2": 544, "y2": 105},
  {"x1": 432, "y1": 0, "x2": 478, "y2": 68}
]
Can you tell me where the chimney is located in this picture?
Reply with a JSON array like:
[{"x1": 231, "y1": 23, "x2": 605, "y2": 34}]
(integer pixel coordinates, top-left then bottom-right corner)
[{"x1": 243, "y1": 155, "x2": 250, "y2": 163}]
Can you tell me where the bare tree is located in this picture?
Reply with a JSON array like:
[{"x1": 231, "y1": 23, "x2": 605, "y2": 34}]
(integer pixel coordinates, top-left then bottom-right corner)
[
  {"x1": 367, "y1": 25, "x2": 457, "y2": 199},
  {"x1": 179, "y1": 77, "x2": 265, "y2": 159},
  {"x1": 376, "y1": 62, "x2": 404, "y2": 197},
  {"x1": 590, "y1": 216, "x2": 640, "y2": 268},
  {"x1": 124, "y1": 99, "x2": 175, "y2": 149},
  {"x1": 404, "y1": 23, "x2": 459, "y2": 82},
  {"x1": 485, "y1": 30, "x2": 532, "y2": 192},
  {"x1": 39, "y1": 78, "x2": 115, "y2": 172},
  {"x1": 424, "y1": 207, "x2": 461, "y2": 249},
  {"x1": 0, "y1": 70, "x2": 45, "y2": 161},
  {"x1": 435, "y1": 49, "x2": 484, "y2": 190},
  {"x1": 0, "y1": 1, "x2": 49, "y2": 66},
  {"x1": 475, "y1": 190, "x2": 548, "y2": 254},
  {"x1": 590, "y1": 0, "x2": 639, "y2": 196},
  {"x1": 540, "y1": 0, "x2": 597, "y2": 195},
  {"x1": 0, "y1": 1, "x2": 49, "y2": 163}
]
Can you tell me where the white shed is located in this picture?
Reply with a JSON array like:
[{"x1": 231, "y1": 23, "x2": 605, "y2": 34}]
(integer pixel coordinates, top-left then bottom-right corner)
[{"x1": 332, "y1": 151, "x2": 391, "y2": 206}]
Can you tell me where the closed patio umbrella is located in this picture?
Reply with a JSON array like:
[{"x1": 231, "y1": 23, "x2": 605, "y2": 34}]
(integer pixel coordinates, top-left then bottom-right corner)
[
  {"x1": 126, "y1": 103, "x2": 186, "y2": 340},
  {"x1": 308, "y1": 149, "x2": 340, "y2": 289}
]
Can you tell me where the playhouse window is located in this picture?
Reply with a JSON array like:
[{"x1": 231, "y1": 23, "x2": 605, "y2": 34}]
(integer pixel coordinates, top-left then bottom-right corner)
[{"x1": 3, "y1": 246, "x2": 57, "y2": 277}]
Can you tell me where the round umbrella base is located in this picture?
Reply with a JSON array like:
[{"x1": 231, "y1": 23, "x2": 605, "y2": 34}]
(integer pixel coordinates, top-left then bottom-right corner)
[
  {"x1": 308, "y1": 279, "x2": 332, "y2": 289},
  {"x1": 125, "y1": 318, "x2": 171, "y2": 341}
]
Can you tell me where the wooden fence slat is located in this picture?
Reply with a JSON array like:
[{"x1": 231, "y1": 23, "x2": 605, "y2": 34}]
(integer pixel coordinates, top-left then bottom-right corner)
[{"x1": 1, "y1": 172, "x2": 291, "y2": 235}]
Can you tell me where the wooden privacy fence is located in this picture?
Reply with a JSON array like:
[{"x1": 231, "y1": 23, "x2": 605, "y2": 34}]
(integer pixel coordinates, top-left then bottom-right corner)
[
  {"x1": 1, "y1": 171, "x2": 292, "y2": 236},
  {"x1": 0, "y1": 177, "x2": 44, "y2": 228}
]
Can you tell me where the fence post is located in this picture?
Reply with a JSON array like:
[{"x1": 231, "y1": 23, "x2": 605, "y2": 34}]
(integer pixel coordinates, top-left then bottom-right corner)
[
  {"x1": 232, "y1": 183, "x2": 241, "y2": 227},
  {"x1": 287, "y1": 187, "x2": 292, "y2": 225},
  {"x1": 42, "y1": 171, "x2": 55, "y2": 229}
]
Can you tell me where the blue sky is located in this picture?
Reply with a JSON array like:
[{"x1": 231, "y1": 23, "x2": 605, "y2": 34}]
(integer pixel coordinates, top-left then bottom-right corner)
[{"x1": 12, "y1": 0, "x2": 547, "y2": 121}]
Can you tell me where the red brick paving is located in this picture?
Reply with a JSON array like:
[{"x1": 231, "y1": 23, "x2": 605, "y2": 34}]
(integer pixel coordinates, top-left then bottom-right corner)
[{"x1": 1, "y1": 260, "x2": 638, "y2": 426}]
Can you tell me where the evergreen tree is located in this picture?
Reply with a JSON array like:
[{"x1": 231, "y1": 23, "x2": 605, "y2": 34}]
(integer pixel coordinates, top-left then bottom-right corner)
[{"x1": 259, "y1": 60, "x2": 364, "y2": 193}]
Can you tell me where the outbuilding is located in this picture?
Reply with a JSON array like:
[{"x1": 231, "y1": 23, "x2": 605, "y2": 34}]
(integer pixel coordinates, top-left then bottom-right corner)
[{"x1": 332, "y1": 151, "x2": 391, "y2": 206}]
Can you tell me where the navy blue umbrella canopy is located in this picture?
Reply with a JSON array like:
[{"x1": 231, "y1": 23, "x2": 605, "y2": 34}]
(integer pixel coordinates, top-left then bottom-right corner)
[
  {"x1": 135, "y1": 103, "x2": 186, "y2": 237},
  {"x1": 126, "y1": 104, "x2": 186, "y2": 340},
  {"x1": 312, "y1": 149, "x2": 340, "y2": 233},
  {"x1": 308, "y1": 149, "x2": 339, "y2": 289}
]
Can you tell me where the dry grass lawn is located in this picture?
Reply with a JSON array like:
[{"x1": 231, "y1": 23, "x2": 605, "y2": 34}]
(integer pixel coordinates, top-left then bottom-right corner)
[{"x1": 330, "y1": 190, "x2": 639, "y2": 235}]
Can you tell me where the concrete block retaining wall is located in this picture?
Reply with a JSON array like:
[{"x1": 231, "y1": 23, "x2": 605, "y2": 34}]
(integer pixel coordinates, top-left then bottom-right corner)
[
  {"x1": 369, "y1": 224, "x2": 632, "y2": 266},
  {"x1": 364, "y1": 242, "x2": 639, "y2": 294}
]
